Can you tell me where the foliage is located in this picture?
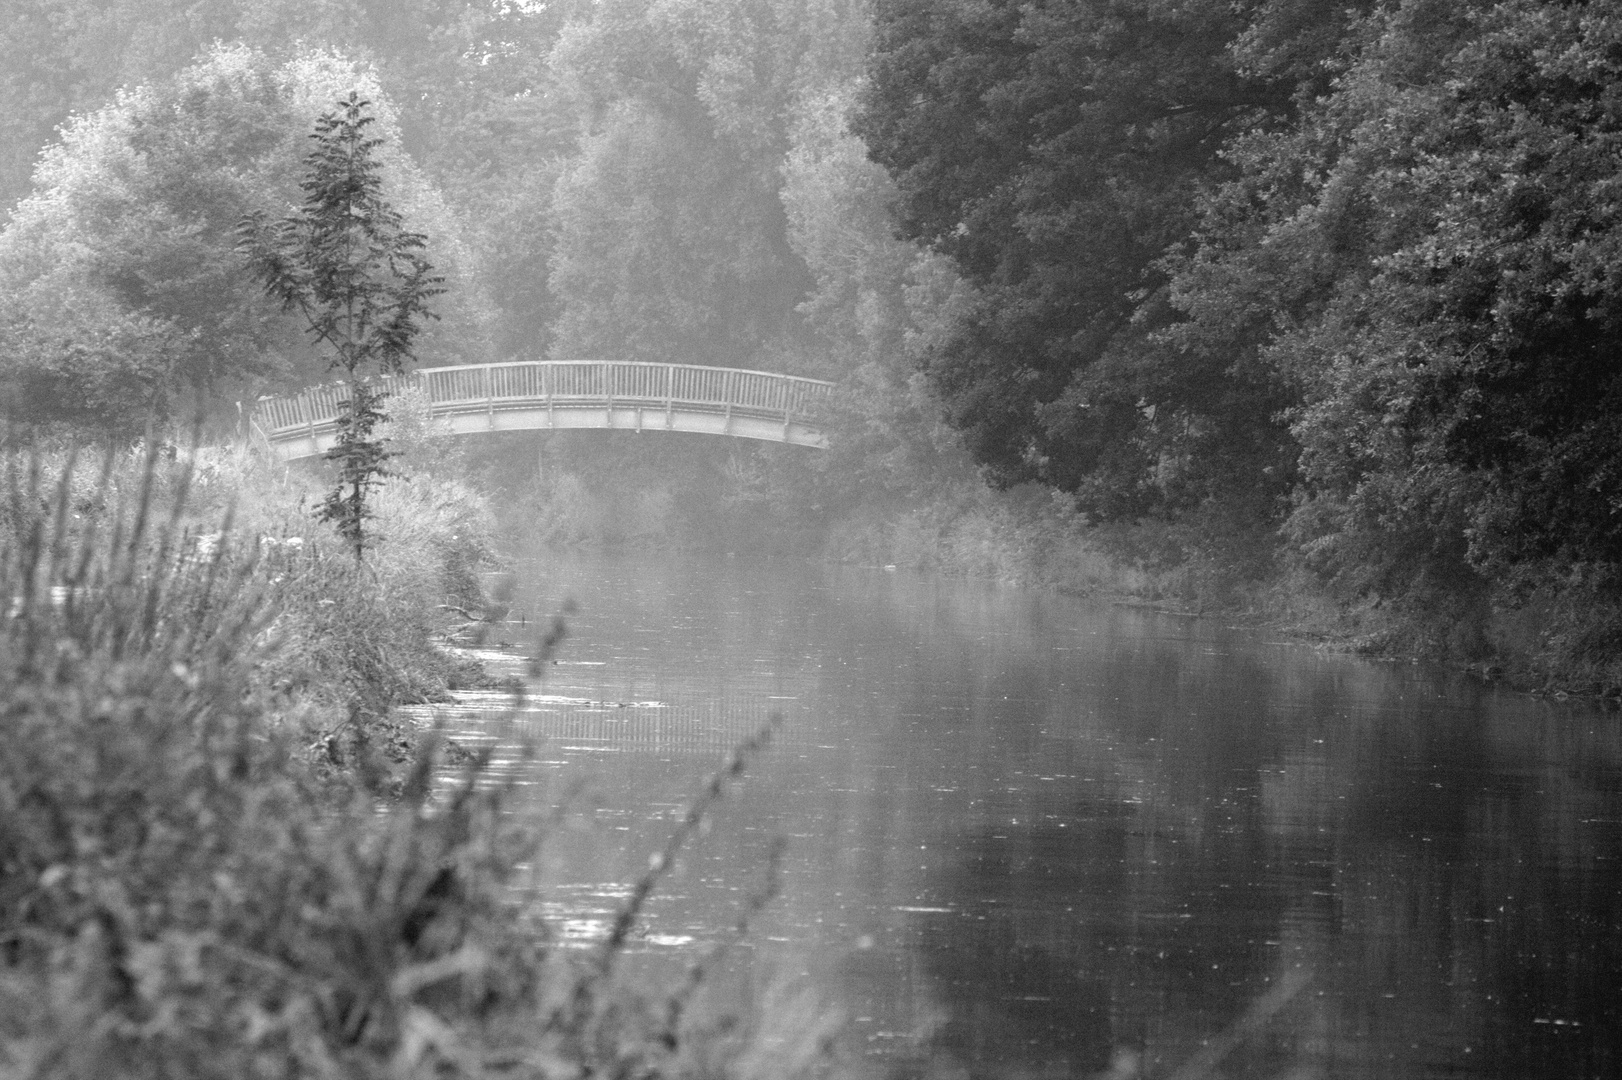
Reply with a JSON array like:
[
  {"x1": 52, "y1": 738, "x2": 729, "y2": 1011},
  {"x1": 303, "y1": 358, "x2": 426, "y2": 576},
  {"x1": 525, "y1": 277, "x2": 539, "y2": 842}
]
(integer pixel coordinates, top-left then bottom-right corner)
[
  {"x1": 847, "y1": 0, "x2": 1622, "y2": 674},
  {"x1": 0, "y1": 46, "x2": 309, "y2": 434},
  {"x1": 853, "y1": 0, "x2": 1298, "y2": 514},
  {"x1": 319, "y1": 381, "x2": 401, "y2": 557},
  {"x1": 541, "y1": 0, "x2": 880, "y2": 375},
  {"x1": 0, "y1": 0, "x2": 244, "y2": 210},
  {"x1": 240, "y1": 93, "x2": 443, "y2": 380},
  {"x1": 0, "y1": 308, "x2": 189, "y2": 440},
  {"x1": 544, "y1": 0, "x2": 823, "y2": 372},
  {"x1": 0, "y1": 448, "x2": 817, "y2": 1077},
  {"x1": 0, "y1": 451, "x2": 515, "y2": 1077},
  {"x1": 1155, "y1": 0, "x2": 1622, "y2": 648},
  {"x1": 377, "y1": 383, "x2": 469, "y2": 481},
  {"x1": 239, "y1": 92, "x2": 444, "y2": 558},
  {"x1": 0, "y1": 45, "x2": 485, "y2": 441},
  {"x1": 0, "y1": 0, "x2": 569, "y2": 208},
  {"x1": 780, "y1": 83, "x2": 922, "y2": 380}
]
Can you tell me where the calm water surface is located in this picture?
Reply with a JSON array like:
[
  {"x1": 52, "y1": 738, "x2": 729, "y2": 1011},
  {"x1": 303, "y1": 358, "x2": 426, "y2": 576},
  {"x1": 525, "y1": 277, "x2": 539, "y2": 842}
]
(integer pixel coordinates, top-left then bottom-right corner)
[{"x1": 421, "y1": 550, "x2": 1622, "y2": 1079}]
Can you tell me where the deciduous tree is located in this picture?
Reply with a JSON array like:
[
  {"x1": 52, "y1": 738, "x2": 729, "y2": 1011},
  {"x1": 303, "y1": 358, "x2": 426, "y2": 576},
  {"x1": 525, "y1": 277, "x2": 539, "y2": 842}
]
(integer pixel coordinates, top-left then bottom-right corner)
[
  {"x1": 544, "y1": 0, "x2": 828, "y2": 370},
  {"x1": 0, "y1": 46, "x2": 481, "y2": 440},
  {"x1": 239, "y1": 92, "x2": 443, "y2": 557},
  {"x1": 855, "y1": 0, "x2": 1296, "y2": 519},
  {"x1": 1166, "y1": 0, "x2": 1622, "y2": 621}
]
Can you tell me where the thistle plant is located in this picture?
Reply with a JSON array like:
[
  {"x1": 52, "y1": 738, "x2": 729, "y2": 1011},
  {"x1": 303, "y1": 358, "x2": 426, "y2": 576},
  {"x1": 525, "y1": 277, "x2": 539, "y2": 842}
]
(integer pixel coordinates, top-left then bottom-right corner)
[{"x1": 238, "y1": 92, "x2": 443, "y2": 559}]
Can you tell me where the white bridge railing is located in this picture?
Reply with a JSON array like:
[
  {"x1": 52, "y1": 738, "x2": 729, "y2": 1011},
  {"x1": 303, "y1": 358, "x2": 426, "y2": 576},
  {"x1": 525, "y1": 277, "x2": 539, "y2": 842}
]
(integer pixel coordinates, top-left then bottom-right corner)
[{"x1": 256, "y1": 361, "x2": 835, "y2": 457}]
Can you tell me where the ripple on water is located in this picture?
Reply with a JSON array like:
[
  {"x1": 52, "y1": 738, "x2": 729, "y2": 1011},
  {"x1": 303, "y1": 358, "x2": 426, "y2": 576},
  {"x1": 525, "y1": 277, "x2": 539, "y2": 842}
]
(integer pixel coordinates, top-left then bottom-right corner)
[{"x1": 423, "y1": 550, "x2": 1622, "y2": 1080}]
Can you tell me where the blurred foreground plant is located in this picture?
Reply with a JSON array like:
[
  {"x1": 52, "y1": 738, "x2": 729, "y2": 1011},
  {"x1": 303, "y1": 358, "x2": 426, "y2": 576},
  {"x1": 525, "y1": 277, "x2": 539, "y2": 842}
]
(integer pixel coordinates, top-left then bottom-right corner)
[
  {"x1": 0, "y1": 450, "x2": 828, "y2": 1079},
  {"x1": 0, "y1": 451, "x2": 521, "y2": 1076}
]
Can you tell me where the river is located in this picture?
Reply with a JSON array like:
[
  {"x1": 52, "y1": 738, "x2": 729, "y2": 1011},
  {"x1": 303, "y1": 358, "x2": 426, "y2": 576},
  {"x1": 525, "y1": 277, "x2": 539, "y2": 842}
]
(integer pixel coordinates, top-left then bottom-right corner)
[{"x1": 416, "y1": 549, "x2": 1622, "y2": 1080}]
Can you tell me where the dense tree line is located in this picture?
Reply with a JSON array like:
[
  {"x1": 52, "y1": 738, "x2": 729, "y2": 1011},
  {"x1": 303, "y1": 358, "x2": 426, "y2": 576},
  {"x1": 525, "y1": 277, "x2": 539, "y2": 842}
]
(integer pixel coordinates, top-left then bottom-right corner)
[
  {"x1": 858, "y1": 0, "x2": 1622, "y2": 658},
  {"x1": 854, "y1": 0, "x2": 1302, "y2": 516}
]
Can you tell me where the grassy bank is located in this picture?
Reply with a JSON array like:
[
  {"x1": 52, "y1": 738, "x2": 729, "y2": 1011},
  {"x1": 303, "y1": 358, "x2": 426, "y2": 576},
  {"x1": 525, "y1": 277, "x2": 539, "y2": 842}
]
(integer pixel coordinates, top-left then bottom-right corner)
[
  {"x1": 0, "y1": 445, "x2": 817, "y2": 1078},
  {"x1": 185, "y1": 438, "x2": 498, "y2": 762},
  {"x1": 816, "y1": 481, "x2": 1622, "y2": 698}
]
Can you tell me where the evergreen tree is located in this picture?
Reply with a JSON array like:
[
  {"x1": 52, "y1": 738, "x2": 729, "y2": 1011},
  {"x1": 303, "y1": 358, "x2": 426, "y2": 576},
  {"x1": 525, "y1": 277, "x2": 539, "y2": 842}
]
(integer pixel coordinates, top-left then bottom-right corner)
[{"x1": 238, "y1": 92, "x2": 443, "y2": 558}]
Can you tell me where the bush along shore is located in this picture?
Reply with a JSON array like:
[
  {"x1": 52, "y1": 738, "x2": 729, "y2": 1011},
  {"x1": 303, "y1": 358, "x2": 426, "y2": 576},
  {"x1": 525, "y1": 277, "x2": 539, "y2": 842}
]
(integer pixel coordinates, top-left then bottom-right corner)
[
  {"x1": 808, "y1": 475, "x2": 1622, "y2": 701},
  {"x1": 0, "y1": 445, "x2": 819, "y2": 1079}
]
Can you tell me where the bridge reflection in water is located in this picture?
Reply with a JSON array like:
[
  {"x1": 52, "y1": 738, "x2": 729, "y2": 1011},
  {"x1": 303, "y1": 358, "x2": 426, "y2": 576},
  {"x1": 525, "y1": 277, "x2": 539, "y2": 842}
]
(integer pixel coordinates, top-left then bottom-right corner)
[{"x1": 256, "y1": 361, "x2": 836, "y2": 460}]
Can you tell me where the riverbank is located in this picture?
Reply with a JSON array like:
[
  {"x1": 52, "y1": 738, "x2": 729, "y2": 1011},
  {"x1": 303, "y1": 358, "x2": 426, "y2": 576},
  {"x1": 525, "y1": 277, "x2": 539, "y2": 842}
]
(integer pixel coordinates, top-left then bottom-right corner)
[
  {"x1": 470, "y1": 419, "x2": 1622, "y2": 695},
  {"x1": 820, "y1": 490, "x2": 1622, "y2": 701},
  {"x1": 0, "y1": 445, "x2": 805, "y2": 1077},
  {"x1": 197, "y1": 442, "x2": 503, "y2": 768},
  {"x1": 0, "y1": 446, "x2": 483, "y2": 1066}
]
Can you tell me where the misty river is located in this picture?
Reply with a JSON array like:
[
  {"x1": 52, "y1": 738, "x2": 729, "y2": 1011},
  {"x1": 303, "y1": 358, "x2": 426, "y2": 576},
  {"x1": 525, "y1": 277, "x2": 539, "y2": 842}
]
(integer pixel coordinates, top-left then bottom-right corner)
[{"x1": 415, "y1": 550, "x2": 1622, "y2": 1080}]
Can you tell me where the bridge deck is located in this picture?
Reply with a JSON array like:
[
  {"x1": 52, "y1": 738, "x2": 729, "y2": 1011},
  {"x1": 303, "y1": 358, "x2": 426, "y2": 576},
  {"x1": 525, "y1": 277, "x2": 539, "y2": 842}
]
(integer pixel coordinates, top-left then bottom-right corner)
[{"x1": 256, "y1": 361, "x2": 835, "y2": 460}]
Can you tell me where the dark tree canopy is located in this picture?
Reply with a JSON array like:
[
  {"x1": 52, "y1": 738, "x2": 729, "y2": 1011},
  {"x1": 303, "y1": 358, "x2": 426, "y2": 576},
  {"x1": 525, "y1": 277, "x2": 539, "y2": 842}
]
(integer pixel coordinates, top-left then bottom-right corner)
[
  {"x1": 854, "y1": 0, "x2": 1295, "y2": 516},
  {"x1": 859, "y1": 0, "x2": 1622, "y2": 630},
  {"x1": 1160, "y1": 0, "x2": 1622, "y2": 600}
]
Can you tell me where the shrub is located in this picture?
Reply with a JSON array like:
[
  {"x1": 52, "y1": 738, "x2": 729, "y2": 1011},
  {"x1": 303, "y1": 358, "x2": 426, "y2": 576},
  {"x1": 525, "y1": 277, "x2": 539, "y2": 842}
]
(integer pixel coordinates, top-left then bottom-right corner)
[{"x1": 0, "y1": 452, "x2": 509, "y2": 1072}]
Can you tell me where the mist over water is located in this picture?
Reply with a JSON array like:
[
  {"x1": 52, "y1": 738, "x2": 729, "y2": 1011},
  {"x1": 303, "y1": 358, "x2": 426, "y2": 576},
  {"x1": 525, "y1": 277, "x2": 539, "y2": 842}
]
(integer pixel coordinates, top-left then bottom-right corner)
[{"x1": 422, "y1": 548, "x2": 1622, "y2": 1080}]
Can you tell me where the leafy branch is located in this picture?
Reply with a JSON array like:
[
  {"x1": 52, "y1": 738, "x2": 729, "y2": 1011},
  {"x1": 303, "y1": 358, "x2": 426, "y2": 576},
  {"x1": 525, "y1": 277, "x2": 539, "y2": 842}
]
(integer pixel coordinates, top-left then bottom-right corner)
[{"x1": 238, "y1": 92, "x2": 444, "y2": 559}]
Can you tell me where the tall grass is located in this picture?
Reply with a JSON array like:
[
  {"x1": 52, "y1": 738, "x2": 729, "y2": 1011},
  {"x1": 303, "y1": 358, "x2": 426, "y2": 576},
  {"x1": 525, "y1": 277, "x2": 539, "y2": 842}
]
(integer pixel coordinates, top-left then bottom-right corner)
[{"x1": 0, "y1": 449, "x2": 820, "y2": 1079}]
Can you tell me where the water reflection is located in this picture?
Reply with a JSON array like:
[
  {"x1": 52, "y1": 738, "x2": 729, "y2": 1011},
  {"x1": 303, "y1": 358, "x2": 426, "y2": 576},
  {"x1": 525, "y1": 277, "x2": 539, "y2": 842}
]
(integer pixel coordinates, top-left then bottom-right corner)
[{"x1": 419, "y1": 551, "x2": 1622, "y2": 1079}]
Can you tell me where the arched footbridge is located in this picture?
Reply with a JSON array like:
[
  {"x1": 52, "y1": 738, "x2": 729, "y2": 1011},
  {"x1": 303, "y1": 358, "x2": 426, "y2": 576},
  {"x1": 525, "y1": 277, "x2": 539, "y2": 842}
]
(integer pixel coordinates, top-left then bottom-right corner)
[{"x1": 255, "y1": 361, "x2": 835, "y2": 461}]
